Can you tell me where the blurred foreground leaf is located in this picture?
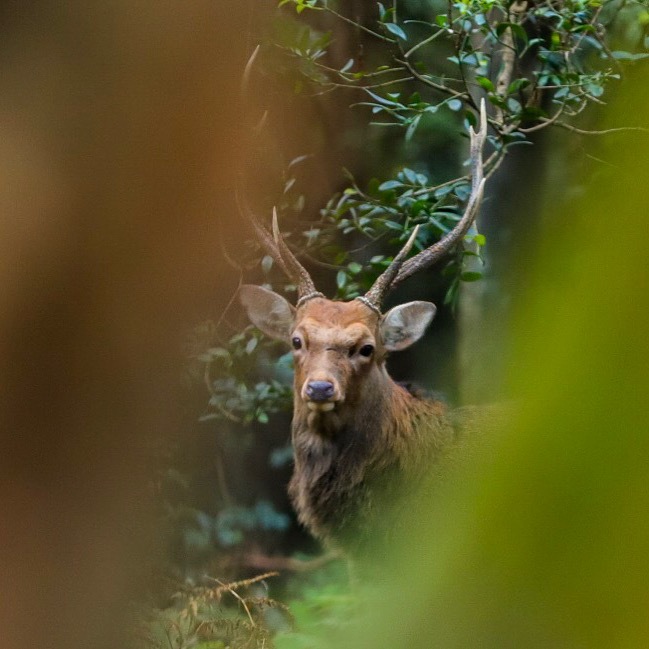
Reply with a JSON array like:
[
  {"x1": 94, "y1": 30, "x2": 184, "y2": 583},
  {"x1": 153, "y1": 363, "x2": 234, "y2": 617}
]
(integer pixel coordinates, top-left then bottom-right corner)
[{"x1": 342, "y1": 70, "x2": 649, "y2": 649}]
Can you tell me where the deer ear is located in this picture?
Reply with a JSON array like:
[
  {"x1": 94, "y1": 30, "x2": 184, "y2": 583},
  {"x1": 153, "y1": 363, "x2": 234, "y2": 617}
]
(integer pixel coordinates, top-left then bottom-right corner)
[
  {"x1": 239, "y1": 285, "x2": 296, "y2": 341},
  {"x1": 380, "y1": 301, "x2": 436, "y2": 351}
]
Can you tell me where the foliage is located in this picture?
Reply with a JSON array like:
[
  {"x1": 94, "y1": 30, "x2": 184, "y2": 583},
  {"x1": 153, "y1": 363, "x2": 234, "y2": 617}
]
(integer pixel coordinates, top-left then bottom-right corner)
[
  {"x1": 273, "y1": 581, "x2": 358, "y2": 649},
  {"x1": 196, "y1": 323, "x2": 293, "y2": 426},
  {"x1": 341, "y1": 75, "x2": 649, "y2": 649},
  {"x1": 215, "y1": 501, "x2": 291, "y2": 548},
  {"x1": 133, "y1": 564, "x2": 354, "y2": 649},
  {"x1": 264, "y1": 0, "x2": 648, "y2": 301},
  {"x1": 132, "y1": 573, "x2": 289, "y2": 649}
]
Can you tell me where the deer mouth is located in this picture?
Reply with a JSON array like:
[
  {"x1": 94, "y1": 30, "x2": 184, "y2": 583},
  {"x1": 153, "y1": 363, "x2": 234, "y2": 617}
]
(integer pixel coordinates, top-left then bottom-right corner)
[{"x1": 306, "y1": 401, "x2": 337, "y2": 413}]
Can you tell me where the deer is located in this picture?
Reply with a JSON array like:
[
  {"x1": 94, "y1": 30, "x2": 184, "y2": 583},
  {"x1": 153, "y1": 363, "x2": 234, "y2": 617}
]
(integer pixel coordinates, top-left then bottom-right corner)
[{"x1": 239, "y1": 101, "x2": 488, "y2": 563}]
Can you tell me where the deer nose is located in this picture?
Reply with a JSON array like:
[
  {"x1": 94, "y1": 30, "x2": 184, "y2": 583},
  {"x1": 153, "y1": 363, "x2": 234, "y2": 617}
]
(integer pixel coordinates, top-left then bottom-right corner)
[{"x1": 305, "y1": 380, "x2": 335, "y2": 402}]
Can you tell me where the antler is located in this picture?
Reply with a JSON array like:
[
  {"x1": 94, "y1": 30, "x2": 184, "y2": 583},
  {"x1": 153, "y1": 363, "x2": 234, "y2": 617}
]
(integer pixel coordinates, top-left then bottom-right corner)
[
  {"x1": 238, "y1": 44, "x2": 322, "y2": 306},
  {"x1": 360, "y1": 98, "x2": 488, "y2": 312},
  {"x1": 236, "y1": 183, "x2": 322, "y2": 305},
  {"x1": 361, "y1": 225, "x2": 420, "y2": 311}
]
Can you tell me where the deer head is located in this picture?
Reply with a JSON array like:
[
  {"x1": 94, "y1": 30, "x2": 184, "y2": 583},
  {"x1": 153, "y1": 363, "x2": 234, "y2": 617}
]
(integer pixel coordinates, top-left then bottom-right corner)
[{"x1": 239, "y1": 101, "x2": 487, "y2": 419}]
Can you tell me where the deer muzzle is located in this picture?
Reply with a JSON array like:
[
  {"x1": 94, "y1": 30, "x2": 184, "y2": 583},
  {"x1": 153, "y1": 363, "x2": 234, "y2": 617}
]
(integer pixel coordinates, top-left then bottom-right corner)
[
  {"x1": 305, "y1": 380, "x2": 335, "y2": 402},
  {"x1": 301, "y1": 379, "x2": 341, "y2": 412}
]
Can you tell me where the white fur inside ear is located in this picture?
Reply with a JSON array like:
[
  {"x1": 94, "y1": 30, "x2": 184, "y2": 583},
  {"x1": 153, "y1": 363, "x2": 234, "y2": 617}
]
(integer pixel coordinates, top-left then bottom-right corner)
[
  {"x1": 380, "y1": 301, "x2": 436, "y2": 351},
  {"x1": 239, "y1": 285, "x2": 295, "y2": 341}
]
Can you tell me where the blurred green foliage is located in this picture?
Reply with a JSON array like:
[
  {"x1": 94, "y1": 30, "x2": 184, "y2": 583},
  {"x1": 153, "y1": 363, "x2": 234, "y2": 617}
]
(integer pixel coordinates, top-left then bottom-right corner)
[
  {"x1": 343, "y1": 70, "x2": 649, "y2": 649},
  {"x1": 198, "y1": 324, "x2": 293, "y2": 426},
  {"x1": 264, "y1": 0, "x2": 648, "y2": 306}
]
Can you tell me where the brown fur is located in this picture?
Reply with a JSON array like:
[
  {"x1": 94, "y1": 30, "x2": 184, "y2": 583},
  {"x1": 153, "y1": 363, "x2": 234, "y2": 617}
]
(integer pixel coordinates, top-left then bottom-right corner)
[
  {"x1": 240, "y1": 287, "x2": 489, "y2": 561},
  {"x1": 286, "y1": 298, "x2": 462, "y2": 557}
]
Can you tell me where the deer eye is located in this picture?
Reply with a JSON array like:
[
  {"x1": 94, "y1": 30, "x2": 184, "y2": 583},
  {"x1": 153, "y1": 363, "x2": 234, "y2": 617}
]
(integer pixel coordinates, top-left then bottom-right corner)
[
  {"x1": 358, "y1": 344, "x2": 374, "y2": 357},
  {"x1": 291, "y1": 336, "x2": 302, "y2": 350}
]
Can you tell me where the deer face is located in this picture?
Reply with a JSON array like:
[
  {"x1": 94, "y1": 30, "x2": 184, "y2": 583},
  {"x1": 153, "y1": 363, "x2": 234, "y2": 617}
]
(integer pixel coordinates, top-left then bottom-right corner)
[{"x1": 240, "y1": 285, "x2": 436, "y2": 413}]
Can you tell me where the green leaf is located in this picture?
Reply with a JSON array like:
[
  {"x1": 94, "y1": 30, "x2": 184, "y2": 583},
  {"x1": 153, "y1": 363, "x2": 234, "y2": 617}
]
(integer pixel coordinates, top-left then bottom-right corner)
[
  {"x1": 496, "y1": 22, "x2": 528, "y2": 44},
  {"x1": 448, "y1": 98, "x2": 463, "y2": 111},
  {"x1": 434, "y1": 185, "x2": 454, "y2": 198},
  {"x1": 507, "y1": 78, "x2": 530, "y2": 95},
  {"x1": 464, "y1": 109, "x2": 477, "y2": 128},
  {"x1": 507, "y1": 97, "x2": 522, "y2": 113},
  {"x1": 476, "y1": 76, "x2": 495, "y2": 92},
  {"x1": 196, "y1": 640, "x2": 226, "y2": 648},
  {"x1": 384, "y1": 22, "x2": 407, "y2": 40},
  {"x1": 365, "y1": 89, "x2": 401, "y2": 107},
  {"x1": 444, "y1": 278, "x2": 459, "y2": 305},
  {"x1": 402, "y1": 168, "x2": 418, "y2": 184},
  {"x1": 347, "y1": 262, "x2": 362, "y2": 274},
  {"x1": 586, "y1": 83, "x2": 604, "y2": 97},
  {"x1": 378, "y1": 179, "x2": 404, "y2": 191},
  {"x1": 460, "y1": 271, "x2": 483, "y2": 282},
  {"x1": 336, "y1": 270, "x2": 347, "y2": 289},
  {"x1": 454, "y1": 184, "x2": 470, "y2": 201},
  {"x1": 405, "y1": 114, "x2": 421, "y2": 141},
  {"x1": 611, "y1": 51, "x2": 636, "y2": 60},
  {"x1": 519, "y1": 105, "x2": 547, "y2": 121},
  {"x1": 367, "y1": 178, "x2": 381, "y2": 196},
  {"x1": 407, "y1": 91, "x2": 422, "y2": 105},
  {"x1": 245, "y1": 337, "x2": 258, "y2": 354},
  {"x1": 261, "y1": 255, "x2": 274, "y2": 274}
]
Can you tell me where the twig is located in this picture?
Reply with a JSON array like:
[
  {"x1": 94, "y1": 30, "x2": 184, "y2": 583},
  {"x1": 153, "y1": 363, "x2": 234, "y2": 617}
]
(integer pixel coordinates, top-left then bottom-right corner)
[
  {"x1": 323, "y1": 6, "x2": 396, "y2": 43},
  {"x1": 215, "y1": 273, "x2": 244, "y2": 332},
  {"x1": 518, "y1": 103, "x2": 566, "y2": 134},
  {"x1": 547, "y1": 121, "x2": 649, "y2": 136},
  {"x1": 404, "y1": 25, "x2": 446, "y2": 58},
  {"x1": 215, "y1": 579, "x2": 256, "y2": 627},
  {"x1": 396, "y1": 57, "x2": 469, "y2": 100},
  {"x1": 301, "y1": 252, "x2": 346, "y2": 271},
  {"x1": 244, "y1": 551, "x2": 343, "y2": 573},
  {"x1": 569, "y1": 4, "x2": 603, "y2": 56},
  {"x1": 358, "y1": 75, "x2": 414, "y2": 90},
  {"x1": 213, "y1": 572, "x2": 279, "y2": 594},
  {"x1": 204, "y1": 572, "x2": 280, "y2": 628}
]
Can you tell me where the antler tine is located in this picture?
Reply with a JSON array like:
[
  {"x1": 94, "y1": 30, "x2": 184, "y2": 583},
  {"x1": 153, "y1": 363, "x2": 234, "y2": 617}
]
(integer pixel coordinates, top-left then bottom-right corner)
[
  {"x1": 271, "y1": 208, "x2": 320, "y2": 302},
  {"x1": 236, "y1": 177, "x2": 320, "y2": 302},
  {"x1": 386, "y1": 99, "x2": 488, "y2": 294},
  {"x1": 360, "y1": 101, "x2": 487, "y2": 312},
  {"x1": 361, "y1": 225, "x2": 421, "y2": 311},
  {"x1": 236, "y1": 181, "x2": 292, "y2": 279}
]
